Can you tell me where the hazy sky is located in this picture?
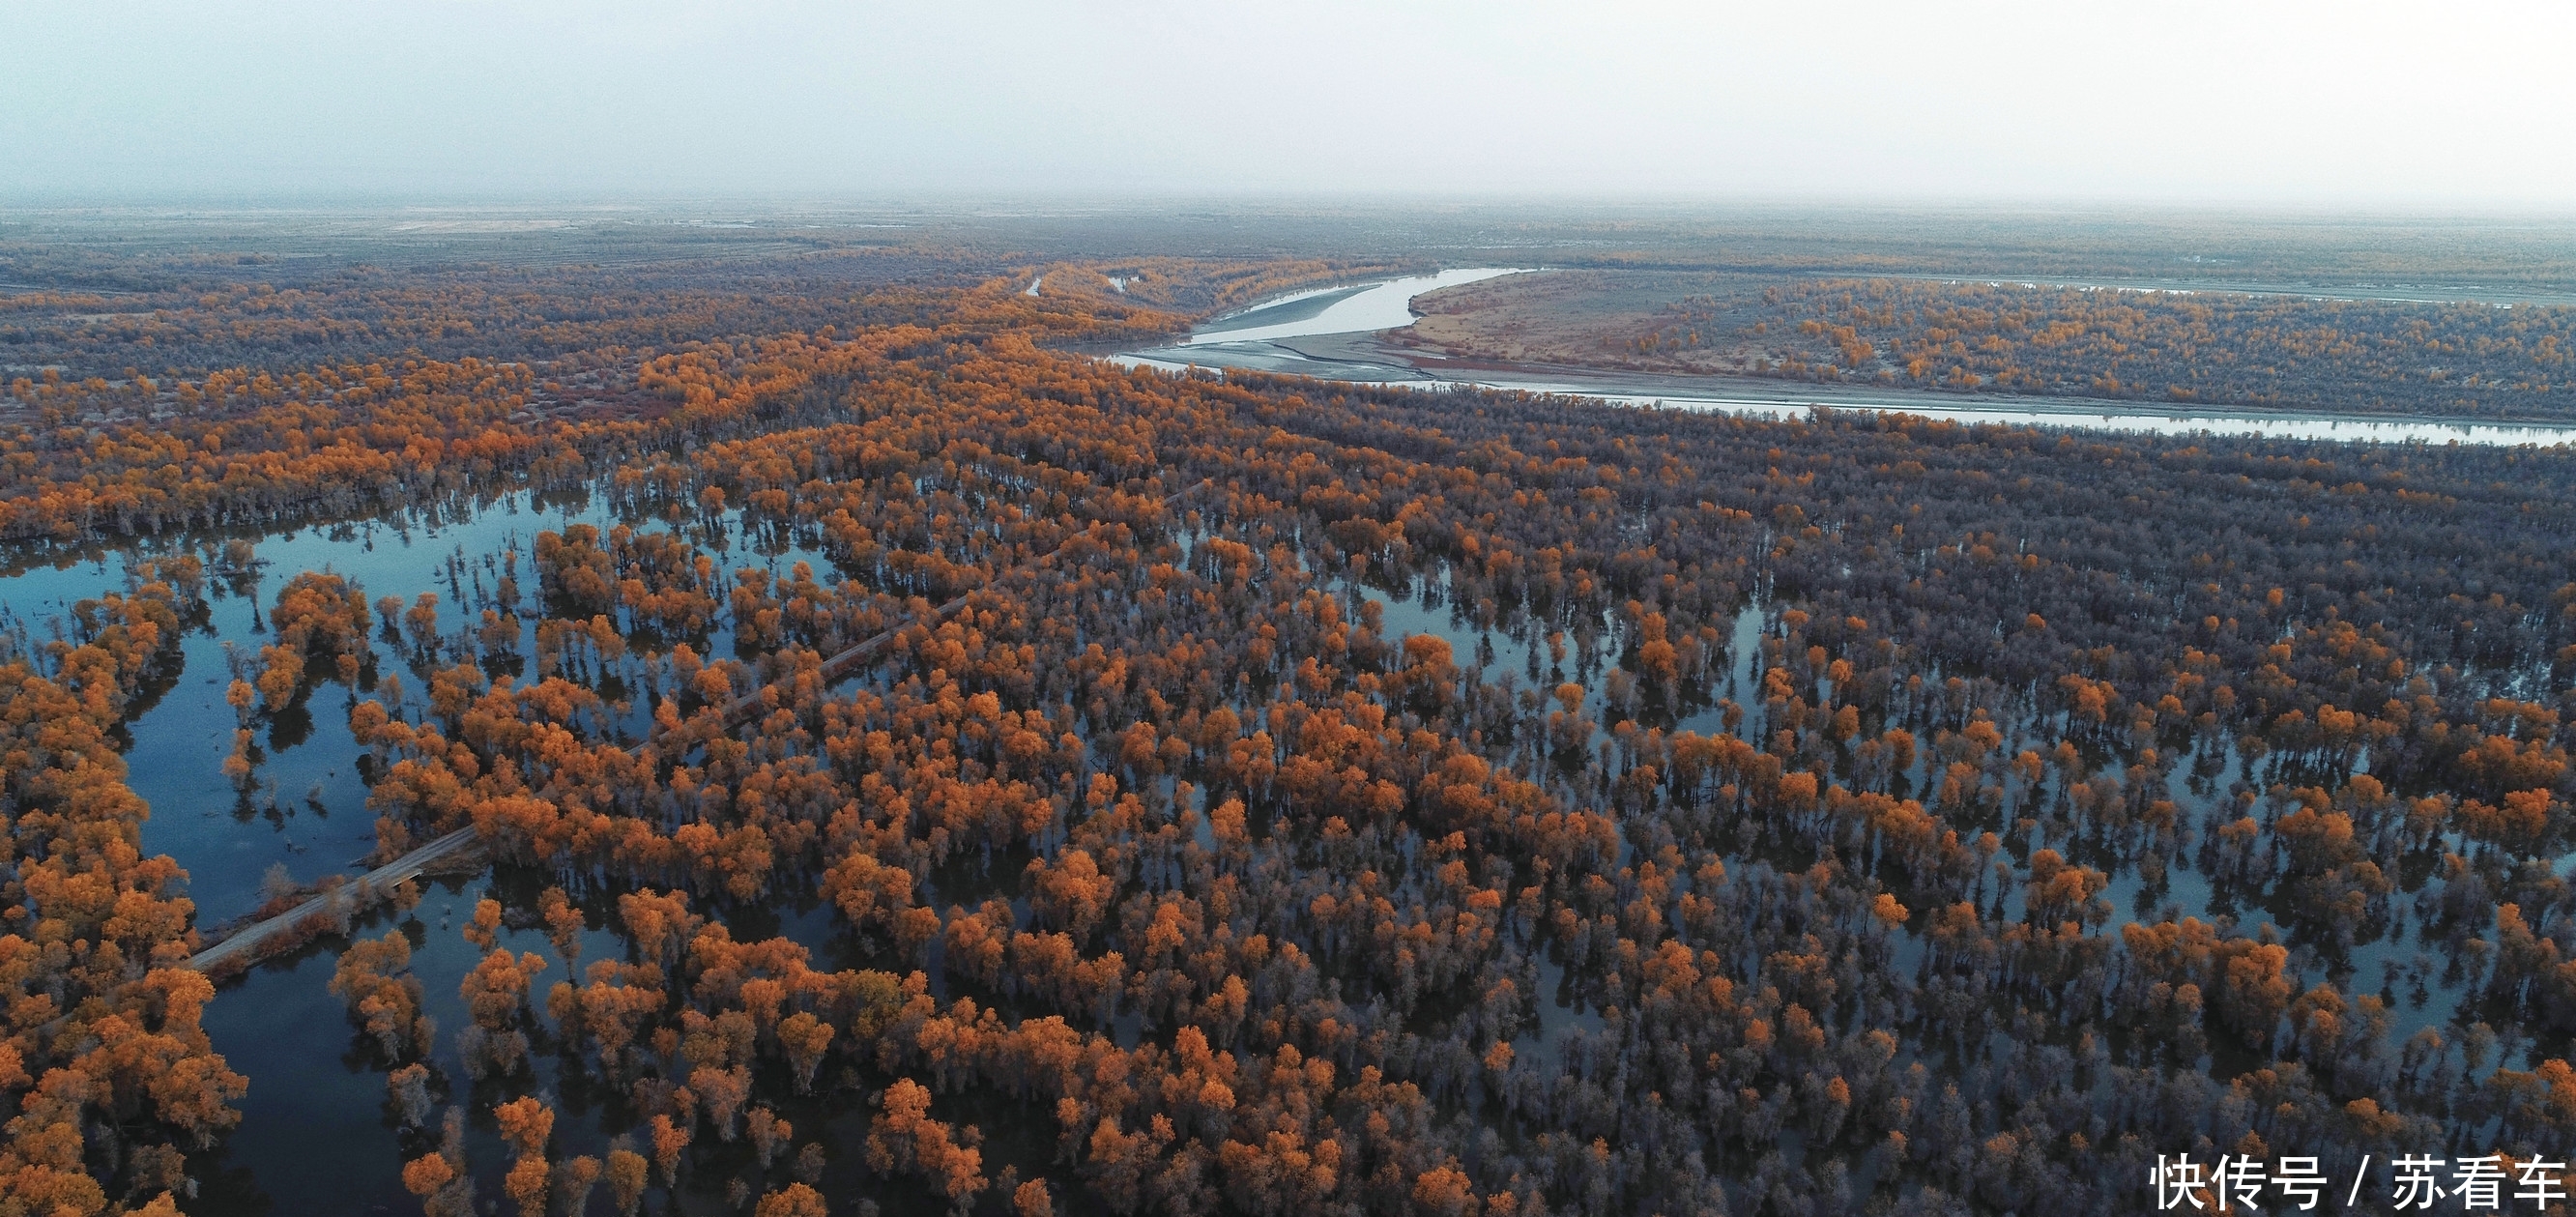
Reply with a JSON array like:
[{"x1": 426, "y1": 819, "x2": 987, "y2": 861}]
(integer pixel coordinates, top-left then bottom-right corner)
[{"x1": 6, "y1": 0, "x2": 2572, "y2": 206}]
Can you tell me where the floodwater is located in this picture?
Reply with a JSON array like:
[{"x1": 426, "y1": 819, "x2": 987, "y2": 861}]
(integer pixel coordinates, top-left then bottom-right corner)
[
  {"x1": 1133, "y1": 270, "x2": 2576, "y2": 447},
  {"x1": 1352, "y1": 559, "x2": 2505, "y2": 1061},
  {"x1": 0, "y1": 497, "x2": 605, "y2": 925},
  {"x1": 3, "y1": 457, "x2": 2537, "y2": 1210},
  {"x1": 0, "y1": 488, "x2": 855, "y2": 1215},
  {"x1": 0, "y1": 488, "x2": 832, "y2": 926},
  {"x1": 190, "y1": 870, "x2": 861, "y2": 1217}
]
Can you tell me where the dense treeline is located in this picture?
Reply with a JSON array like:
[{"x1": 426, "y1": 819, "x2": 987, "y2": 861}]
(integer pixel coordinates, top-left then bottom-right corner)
[
  {"x1": 0, "y1": 242, "x2": 1424, "y2": 551},
  {"x1": 0, "y1": 241, "x2": 1394, "y2": 391},
  {"x1": 336, "y1": 320, "x2": 2573, "y2": 1213},
  {"x1": 0, "y1": 271, "x2": 1208, "y2": 546},
  {"x1": 0, "y1": 251, "x2": 967, "y2": 380},
  {"x1": 1615, "y1": 278, "x2": 2576, "y2": 420},
  {"x1": 3, "y1": 246, "x2": 2573, "y2": 1217}
]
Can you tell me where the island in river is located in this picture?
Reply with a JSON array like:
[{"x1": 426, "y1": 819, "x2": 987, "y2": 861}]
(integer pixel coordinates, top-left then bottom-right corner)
[{"x1": 1120, "y1": 267, "x2": 2576, "y2": 444}]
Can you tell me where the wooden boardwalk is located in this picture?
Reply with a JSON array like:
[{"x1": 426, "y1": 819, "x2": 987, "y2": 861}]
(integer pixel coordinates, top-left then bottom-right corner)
[{"x1": 188, "y1": 479, "x2": 1208, "y2": 974}]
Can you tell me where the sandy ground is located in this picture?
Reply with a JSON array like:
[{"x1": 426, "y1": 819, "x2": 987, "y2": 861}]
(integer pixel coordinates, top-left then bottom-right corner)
[
  {"x1": 1198, "y1": 284, "x2": 1375, "y2": 333},
  {"x1": 1397, "y1": 270, "x2": 1777, "y2": 375}
]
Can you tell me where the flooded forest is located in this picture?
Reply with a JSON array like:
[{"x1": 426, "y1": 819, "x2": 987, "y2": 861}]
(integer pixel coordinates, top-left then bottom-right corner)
[{"x1": 2, "y1": 210, "x2": 2573, "y2": 1217}]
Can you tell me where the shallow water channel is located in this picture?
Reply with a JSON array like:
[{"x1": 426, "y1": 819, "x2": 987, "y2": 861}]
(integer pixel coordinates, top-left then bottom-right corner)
[
  {"x1": 7, "y1": 433, "x2": 2545, "y2": 1211},
  {"x1": 0, "y1": 489, "x2": 853, "y2": 1215},
  {"x1": 1185, "y1": 269, "x2": 1530, "y2": 347},
  {"x1": 1132, "y1": 270, "x2": 2576, "y2": 447}
]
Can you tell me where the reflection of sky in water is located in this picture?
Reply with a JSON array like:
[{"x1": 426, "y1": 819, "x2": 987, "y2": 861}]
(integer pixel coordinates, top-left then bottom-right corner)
[
  {"x1": 195, "y1": 872, "x2": 867, "y2": 1217},
  {"x1": 1355, "y1": 557, "x2": 2513, "y2": 1073},
  {"x1": 1153, "y1": 271, "x2": 2576, "y2": 446},
  {"x1": 1186, "y1": 268, "x2": 1530, "y2": 345},
  {"x1": 6, "y1": 403, "x2": 2541, "y2": 1210},
  {"x1": 1123, "y1": 354, "x2": 2576, "y2": 446},
  {"x1": 0, "y1": 490, "x2": 840, "y2": 924},
  {"x1": 1578, "y1": 393, "x2": 2576, "y2": 445}
]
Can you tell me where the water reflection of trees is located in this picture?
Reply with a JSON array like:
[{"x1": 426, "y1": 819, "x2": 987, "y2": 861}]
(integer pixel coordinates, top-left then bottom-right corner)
[{"x1": 8, "y1": 256, "x2": 2574, "y2": 1217}]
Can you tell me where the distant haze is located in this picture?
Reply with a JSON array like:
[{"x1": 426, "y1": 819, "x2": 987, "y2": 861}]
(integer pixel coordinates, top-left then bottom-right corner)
[{"x1": 5, "y1": 0, "x2": 2572, "y2": 207}]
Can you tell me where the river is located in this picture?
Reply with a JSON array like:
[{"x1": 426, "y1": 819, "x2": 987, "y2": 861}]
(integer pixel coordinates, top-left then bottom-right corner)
[
  {"x1": 1185, "y1": 268, "x2": 1531, "y2": 346},
  {"x1": 1122, "y1": 269, "x2": 2576, "y2": 447}
]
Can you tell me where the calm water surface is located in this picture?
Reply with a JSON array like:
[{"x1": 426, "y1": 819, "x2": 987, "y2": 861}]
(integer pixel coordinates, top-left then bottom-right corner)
[
  {"x1": 0, "y1": 487, "x2": 861, "y2": 1214},
  {"x1": 8, "y1": 370, "x2": 2547, "y2": 1209},
  {"x1": 0, "y1": 488, "x2": 839, "y2": 924},
  {"x1": 1139, "y1": 270, "x2": 2576, "y2": 447},
  {"x1": 1186, "y1": 268, "x2": 1530, "y2": 346}
]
